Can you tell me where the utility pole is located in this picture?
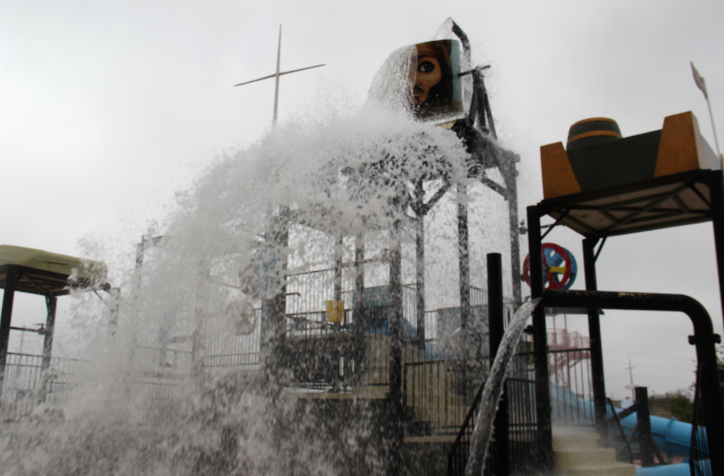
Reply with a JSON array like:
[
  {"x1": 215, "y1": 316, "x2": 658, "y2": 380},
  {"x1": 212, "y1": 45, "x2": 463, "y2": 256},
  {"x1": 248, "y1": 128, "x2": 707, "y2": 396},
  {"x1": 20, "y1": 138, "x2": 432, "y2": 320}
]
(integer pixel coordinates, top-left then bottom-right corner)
[
  {"x1": 234, "y1": 25, "x2": 325, "y2": 126},
  {"x1": 626, "y1": 357, "x2": 636, "y2": 400}
]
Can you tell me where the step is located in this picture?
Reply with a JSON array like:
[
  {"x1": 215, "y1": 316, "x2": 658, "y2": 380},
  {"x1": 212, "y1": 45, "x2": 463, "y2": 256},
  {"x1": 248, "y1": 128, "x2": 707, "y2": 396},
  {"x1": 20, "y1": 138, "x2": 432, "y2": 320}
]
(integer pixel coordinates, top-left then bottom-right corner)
[
  {"x1": 553, "y1": 431, "x2": 600, "y2": 451},
  {"x1": 558, "y1": 464, "x2": 636, "y2": 476},
  {"x1": 555, "y1": 448, "x2": 617, "y2": 469}
]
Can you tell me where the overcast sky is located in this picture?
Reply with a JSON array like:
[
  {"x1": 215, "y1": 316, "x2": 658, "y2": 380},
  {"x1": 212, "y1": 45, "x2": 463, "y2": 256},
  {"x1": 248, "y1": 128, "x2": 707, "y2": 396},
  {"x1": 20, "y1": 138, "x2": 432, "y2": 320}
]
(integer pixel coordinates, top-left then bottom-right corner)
[{"x1": 1, "y1": 0, "x2": 723, "y2": 399}]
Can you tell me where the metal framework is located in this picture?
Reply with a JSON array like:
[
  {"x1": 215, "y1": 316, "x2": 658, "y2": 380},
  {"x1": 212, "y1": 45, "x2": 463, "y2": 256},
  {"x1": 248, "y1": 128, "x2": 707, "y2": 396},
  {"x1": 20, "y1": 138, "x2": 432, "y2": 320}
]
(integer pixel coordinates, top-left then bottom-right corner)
[
  {"x1": 0, "y1": 263, "x2": 115, "y2": 402},
  {"x1": 526, "y1": 168, "x2": 724, "y2": 473}
]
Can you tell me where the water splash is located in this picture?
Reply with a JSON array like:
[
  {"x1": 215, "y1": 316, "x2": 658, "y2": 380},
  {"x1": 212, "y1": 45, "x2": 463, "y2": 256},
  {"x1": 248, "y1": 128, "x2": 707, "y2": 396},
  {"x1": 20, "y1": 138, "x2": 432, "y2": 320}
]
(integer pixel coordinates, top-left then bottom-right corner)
[{"x1": 465, "y1": 298, "x2": 540, "y2": 476}]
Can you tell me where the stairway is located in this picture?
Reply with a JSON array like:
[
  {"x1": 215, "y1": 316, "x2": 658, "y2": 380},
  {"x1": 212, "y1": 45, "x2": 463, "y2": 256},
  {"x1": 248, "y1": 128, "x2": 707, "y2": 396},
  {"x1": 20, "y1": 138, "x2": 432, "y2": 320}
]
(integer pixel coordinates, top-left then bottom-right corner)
[{"x1": 553, "y1": 428, "x2": 636, "y2": 476}]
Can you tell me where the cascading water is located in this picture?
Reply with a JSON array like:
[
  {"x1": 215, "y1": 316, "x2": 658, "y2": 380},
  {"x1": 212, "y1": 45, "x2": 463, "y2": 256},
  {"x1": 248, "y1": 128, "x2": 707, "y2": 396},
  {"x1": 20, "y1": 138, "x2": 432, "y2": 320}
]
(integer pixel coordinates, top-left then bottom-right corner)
[
  {"x1": 0, "y1": 21, "x2": 521, "y2": 475},
  {"x1": 465, "y1": 298, "x2": 540, "y2": 476},
  {"x1": 0, "y1": 112, "x2": 478, "y2": 476}
]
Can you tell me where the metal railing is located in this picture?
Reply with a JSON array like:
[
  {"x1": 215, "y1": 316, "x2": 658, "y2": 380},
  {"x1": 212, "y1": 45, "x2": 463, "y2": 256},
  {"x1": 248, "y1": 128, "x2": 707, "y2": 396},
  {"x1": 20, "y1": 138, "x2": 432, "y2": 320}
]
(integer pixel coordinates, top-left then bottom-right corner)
[
  {"x1": 447, "y1": 350, "x2": 539, "y2": 476},
  {"x1": 548, "y1": 348, "x2": 594, "y2": 427},
  {"x1": 605, "y1": 397, "x2": 634, "y2": 464},
  {"x1": 403, "y1": 360, "x2": 465, "y2": 435},
  {"x1": 0, "y1": 352, "x2": 83, "y2": 421}
]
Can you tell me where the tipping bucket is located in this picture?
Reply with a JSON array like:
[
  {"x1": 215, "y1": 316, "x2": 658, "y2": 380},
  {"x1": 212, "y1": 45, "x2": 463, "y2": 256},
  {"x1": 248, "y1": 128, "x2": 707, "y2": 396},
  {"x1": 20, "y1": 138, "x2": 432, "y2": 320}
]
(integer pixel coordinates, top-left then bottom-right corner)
[{"x1": 567, "y1": 117, "x2": 622, "y2": 151}]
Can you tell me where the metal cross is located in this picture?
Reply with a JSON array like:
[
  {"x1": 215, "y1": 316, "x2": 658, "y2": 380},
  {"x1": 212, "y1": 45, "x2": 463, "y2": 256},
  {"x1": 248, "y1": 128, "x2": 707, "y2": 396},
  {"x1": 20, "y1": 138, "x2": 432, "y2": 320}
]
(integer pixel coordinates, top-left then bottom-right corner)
[{"x1": 234, "y1": 25, "x2": 325, "y2": 125}]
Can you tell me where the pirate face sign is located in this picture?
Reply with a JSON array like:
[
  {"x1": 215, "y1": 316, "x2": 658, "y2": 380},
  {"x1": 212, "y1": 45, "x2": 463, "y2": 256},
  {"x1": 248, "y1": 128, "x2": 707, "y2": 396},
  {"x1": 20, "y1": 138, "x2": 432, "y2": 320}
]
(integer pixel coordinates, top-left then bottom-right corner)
[{"x1": 408, "y1": 40, "x2": 464, "y2": 120}]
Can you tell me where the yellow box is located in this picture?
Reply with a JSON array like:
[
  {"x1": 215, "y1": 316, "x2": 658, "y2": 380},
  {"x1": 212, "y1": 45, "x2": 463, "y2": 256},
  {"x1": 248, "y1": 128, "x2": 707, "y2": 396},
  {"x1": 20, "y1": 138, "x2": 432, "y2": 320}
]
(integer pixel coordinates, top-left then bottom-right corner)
[{"x1": 326, "y1": 300, "x2": 345, "y2": 323}]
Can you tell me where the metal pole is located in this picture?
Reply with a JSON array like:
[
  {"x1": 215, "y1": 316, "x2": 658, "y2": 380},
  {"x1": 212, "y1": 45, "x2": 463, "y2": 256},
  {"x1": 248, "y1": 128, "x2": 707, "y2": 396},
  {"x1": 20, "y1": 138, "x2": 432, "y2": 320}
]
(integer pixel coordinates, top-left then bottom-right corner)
[
  {"x1": 353, "y1": 232, "x2": 365, "y2": 380},
  {"x1": 507, "y1": 164, "x2": 522, "y2": 306},
  {"x1": 273, "y1": 25, "x2": 282, "y2": 126},
  {"x1": 582, "y1": 236, "x2": 608, "y2": 445},
  {"x1": 709, "y1": 170, "x2": 724, "y2": 331},
  {"x1": 191, "y1": 266, "x2": 207, "y2": 391},
  {"x1": 387, "y1": 220, "x2": 404, "y2": 475},
  {"x1": 415, "y1": 180, "x2": 426, "y2": 347},
  {"x1": 333, "y1": 235, "x2": 343, "y2": 389},
  {"x1": 0, "y1": 265, "x2": 18, "y2": 398},
  {"x1": 488, "y1": 253, "x2": 510, "y2": 476},
  {"x1": 705, "y1": 96, "x2": 721, "y2": 157},
  {"x1": 526, "y1": 206, "x2": 554, "y2": 470},
  {"x1": 109, "y1": 287, "x2": 121, "y2": 336},
  {"x1": 415, "y1": 218, "x2": 425, "y2": 347},
  {"x1": 39, "y1": 295, "x2": 57, "y2": 403},
  {"x1": 261, "y1": 208, "x2": 289, "y2": 379},
  {"x1": 458, "y1": 183, "x2": 472, "y2": 403},
  {"x1": 458, "y1": 183, "x2": 471, "y2": 331},
  {"x1": 634, "y1": 387, "x2": 655, "y2": 467}
]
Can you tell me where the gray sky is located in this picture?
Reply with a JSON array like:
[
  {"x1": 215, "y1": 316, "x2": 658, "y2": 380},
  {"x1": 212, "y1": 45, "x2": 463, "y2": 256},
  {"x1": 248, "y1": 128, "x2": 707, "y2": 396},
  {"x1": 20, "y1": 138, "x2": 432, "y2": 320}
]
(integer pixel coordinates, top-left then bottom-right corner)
[{"x1": 1, "y1": 0, "x2": 723, "y2": 399}]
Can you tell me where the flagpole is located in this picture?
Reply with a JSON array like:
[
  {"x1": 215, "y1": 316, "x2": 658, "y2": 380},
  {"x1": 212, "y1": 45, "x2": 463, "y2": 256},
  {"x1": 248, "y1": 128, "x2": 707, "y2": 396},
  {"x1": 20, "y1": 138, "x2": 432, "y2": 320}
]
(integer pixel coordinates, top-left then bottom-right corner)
[
  {"x1": 273, "y1": 25, "x2": 282, "y2": 126},
  {"x1": 691, "y1": 62, "x2": 722, "y2": 163},
  {"x1": 706, "y1": 95, "x2": 721, "y2": 158}
]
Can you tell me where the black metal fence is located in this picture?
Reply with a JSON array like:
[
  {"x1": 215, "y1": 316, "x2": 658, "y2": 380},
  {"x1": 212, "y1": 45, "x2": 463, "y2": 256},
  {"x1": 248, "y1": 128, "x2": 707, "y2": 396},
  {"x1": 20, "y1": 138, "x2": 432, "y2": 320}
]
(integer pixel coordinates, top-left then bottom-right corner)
[
  {"x1": 0, "y1": 352, "x2": 83, "y2": 421},
  {"x1": 403, "y1": 360, "x2": 465, "y2": 435},
  {"x1": 447, "y1": 350, "x2": 538, "y2": 476}
]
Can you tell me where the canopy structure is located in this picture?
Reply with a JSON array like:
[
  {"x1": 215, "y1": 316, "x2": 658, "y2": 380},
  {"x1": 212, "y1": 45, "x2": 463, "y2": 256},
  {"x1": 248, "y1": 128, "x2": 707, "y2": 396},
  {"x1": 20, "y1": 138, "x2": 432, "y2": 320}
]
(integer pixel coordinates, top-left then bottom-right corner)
[
  {"x1": 0, "y1": 245, "x2": 113, "y2": 401},
  {"x1": 0, "y1": 245, "x2": 109, "y2": 296},
  {"x1": 538, "y1": 111, "x2": 721, "y2": 237}
]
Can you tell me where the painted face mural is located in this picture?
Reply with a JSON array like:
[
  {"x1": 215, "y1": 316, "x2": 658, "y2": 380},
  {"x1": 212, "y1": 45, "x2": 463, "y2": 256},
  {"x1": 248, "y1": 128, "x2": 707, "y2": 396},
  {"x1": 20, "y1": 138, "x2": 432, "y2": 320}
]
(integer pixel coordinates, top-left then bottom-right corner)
[{"x1": 408, "y1": 40, "x2": 463, "y2": 120}]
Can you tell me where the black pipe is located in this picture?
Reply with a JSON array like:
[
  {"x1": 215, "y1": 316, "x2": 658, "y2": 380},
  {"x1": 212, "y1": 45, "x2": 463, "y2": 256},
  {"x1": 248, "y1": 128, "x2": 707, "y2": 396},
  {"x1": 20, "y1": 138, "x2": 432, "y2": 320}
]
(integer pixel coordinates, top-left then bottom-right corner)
[
  {"x1": 708, "y1": 170, "x2": 724, "y2": 333},
  {"x1": 487, "y1": 253, "x2": 510, "y2": 476},
  {"x1": 582, "y1": 237, "x2": 608, "y2": 445},
  {"x1": 526, "y1": 206, "x2": 554, "y2": 469},
  {"x1": 540, "y1": 289, "x2": 724, "y2": 475}
]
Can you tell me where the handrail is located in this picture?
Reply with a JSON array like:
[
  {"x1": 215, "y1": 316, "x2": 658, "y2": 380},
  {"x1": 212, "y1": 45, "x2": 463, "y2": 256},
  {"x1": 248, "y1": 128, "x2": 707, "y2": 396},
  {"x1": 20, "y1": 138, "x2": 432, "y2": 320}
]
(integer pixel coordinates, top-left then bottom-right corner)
[
  {"x1": 540, "y1": 290, "x2": 724, "y2": 475},
  {"x1": 605, "y1": 397, "x2": 634, "y2": 464},
  {"x1": 447, "y1": 376, "x2": 487, "y2": 475}
]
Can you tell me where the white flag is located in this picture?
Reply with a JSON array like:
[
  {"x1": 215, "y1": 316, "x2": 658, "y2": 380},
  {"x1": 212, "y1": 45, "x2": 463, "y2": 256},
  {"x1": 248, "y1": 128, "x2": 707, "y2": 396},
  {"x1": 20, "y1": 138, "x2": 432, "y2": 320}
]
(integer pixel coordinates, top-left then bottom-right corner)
[{"x1": 691, "y1": 62, "x2": 708, "y2": 100}]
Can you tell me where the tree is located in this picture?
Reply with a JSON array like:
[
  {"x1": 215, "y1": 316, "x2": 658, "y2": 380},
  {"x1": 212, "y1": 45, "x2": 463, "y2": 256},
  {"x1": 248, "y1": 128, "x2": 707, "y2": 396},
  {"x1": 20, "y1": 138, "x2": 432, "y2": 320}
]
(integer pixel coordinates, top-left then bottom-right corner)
[{"x1": 664, "y1": 391, "x2": 693, "y2": 423}]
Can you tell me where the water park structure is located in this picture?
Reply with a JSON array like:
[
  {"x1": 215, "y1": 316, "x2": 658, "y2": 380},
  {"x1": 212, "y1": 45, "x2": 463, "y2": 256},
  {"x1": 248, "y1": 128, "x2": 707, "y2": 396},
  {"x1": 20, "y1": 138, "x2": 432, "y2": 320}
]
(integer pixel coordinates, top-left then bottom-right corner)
[{"x1": 0, "y1": 19, "x2": 722, "y2": 476}]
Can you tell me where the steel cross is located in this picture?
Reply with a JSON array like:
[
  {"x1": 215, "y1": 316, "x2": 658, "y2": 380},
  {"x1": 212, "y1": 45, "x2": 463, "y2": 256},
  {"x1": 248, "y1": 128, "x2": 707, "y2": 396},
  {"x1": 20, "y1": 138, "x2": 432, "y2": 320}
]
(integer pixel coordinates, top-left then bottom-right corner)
[{"x1": 234, "y1": 25, "x2": 324, "y2": 125}]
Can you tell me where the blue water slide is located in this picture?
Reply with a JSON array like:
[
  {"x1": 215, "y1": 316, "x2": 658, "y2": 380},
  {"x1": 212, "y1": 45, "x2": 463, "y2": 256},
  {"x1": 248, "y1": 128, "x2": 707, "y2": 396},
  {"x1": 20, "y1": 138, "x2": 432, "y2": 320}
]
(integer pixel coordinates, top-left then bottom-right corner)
[{"x1": 637, "y1": 462, "x2": 710, "y2": 476}]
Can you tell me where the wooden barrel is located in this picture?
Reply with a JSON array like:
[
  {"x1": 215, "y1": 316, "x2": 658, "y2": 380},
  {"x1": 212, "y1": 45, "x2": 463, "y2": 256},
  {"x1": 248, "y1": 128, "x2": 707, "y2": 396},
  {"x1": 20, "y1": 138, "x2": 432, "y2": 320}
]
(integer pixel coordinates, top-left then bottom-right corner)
[{"x1": 567, "y1": 117, "x2": 622, "y2": 151}]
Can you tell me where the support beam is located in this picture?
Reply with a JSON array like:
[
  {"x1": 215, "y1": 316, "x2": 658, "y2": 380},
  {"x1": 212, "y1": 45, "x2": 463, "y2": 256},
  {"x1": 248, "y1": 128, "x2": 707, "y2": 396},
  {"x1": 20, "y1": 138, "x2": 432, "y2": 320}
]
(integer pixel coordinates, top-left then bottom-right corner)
[
  {"x1": 507, "y1": 166, "x2": 522, "y2": 306},
  {"x1": 634, "y1": 387, "x2": 655, "y2": 467},
  {"x1": 457, "y1": 184, "x2": 471, "y2": 330},
  {"x1": 191, "y1": 267, "x2": 208, "y2": 390},
  {"x1": 582, "y1": 237, "x2": 608, "y2": 445},
  {"x1": 109, "y1": 287, "x2": 121, "y2": 336},
  {"x1": 415, "y1": 178, "x2": 426, "y2": 347},
  {"x1": 39, "y1": 295, "x2": 57, "y2": 403},
  {"x1": 709, "y1": 170, "x2": 724, "y2": 332},
  {"x1": 526, "y1": 206, "x2": 554, "y2": 470},
  {"x1": 0, "y1": 265, "x2": 18, "y2": 397},
  {"x1": 387, "y1": 221, "x2": 404, "y2": 476},
  {"x1": 261, "y1": 208, "x2": 289, "y2": 380},
  {"x1": 353, "y1": 232, "x2": 365, "y2": 379},
  {"x1": 415, "y1": 214, "x2": 425, "y2": 347},
  {"x1": 488, "y1": 253, "x2": 510, "y2": 476},
  {"x1": 334, "y1": 235, "x2": 343, "y2": 302}
]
